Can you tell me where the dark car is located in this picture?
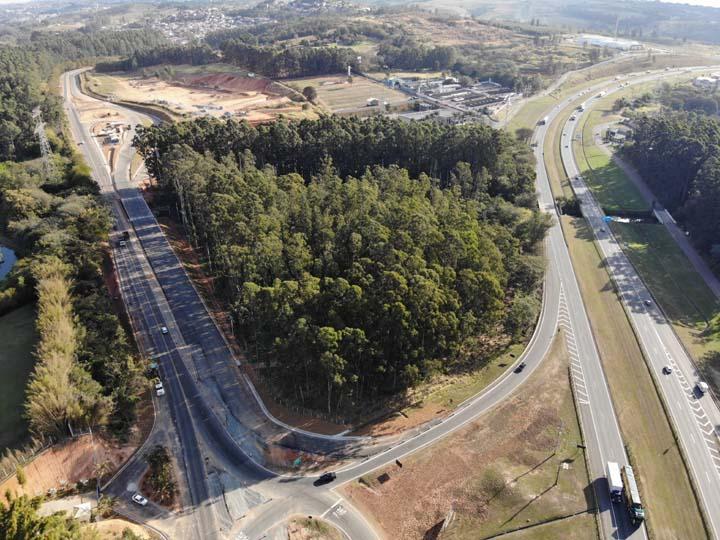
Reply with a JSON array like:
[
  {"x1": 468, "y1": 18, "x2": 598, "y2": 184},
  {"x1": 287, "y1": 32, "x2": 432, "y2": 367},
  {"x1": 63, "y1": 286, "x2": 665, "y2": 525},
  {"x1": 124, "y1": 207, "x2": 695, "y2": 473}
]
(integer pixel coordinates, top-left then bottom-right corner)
[
  {"x1": 514, "y1": 362, "x2": 527, "y2": 374},
  {"x1": 313, "y1": 472, "x2": 337, "y2": 486}
]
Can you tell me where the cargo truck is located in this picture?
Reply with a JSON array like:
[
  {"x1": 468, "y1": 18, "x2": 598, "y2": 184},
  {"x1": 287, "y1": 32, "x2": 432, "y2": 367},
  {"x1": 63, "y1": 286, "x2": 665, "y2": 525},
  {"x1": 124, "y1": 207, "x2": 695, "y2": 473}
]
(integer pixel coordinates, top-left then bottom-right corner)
[
  {"x1": 622, "y1": 465, "x2": 645, "y2": 524},
  {"x1": 607, "y1": 461, "x2": 623, "y2": 502}
]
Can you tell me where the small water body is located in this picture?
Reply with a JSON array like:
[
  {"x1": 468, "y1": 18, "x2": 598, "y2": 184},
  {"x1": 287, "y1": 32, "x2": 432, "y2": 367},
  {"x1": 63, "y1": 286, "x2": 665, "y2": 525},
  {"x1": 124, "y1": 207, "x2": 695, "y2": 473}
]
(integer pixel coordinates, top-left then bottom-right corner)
[{"x1": 0, "y1": 246, "x2": 17, "y2": 280}]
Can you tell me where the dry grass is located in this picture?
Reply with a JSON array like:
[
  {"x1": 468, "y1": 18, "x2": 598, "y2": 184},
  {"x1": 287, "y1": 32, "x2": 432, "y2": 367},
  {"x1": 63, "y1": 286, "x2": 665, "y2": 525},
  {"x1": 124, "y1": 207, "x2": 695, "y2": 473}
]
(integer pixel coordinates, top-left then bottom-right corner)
[
  {"x1": 286, "y1": 75, "x2": 408, "y2": 112},
  {"x1": 342, "y1": 333, "x2": 594, "y2": 540},
  {"x1": 562, "y1": 216, "x2": 705, "y2": 540}
]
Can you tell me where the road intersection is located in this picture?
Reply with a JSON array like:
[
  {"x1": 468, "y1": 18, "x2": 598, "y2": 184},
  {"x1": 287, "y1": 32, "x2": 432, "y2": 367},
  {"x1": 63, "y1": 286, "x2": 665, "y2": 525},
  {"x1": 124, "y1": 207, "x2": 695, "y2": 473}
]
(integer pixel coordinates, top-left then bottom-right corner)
[{"x1": 62, "y1": 62, "x2": 720, "y2": 540}]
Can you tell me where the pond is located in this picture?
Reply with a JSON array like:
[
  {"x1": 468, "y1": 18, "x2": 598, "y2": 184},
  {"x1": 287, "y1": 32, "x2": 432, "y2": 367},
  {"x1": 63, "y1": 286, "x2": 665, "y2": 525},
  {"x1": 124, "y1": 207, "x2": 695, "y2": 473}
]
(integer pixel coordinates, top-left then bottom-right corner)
[{"x1": 0, "y1": 246, "x2": 17, "y2": 280}]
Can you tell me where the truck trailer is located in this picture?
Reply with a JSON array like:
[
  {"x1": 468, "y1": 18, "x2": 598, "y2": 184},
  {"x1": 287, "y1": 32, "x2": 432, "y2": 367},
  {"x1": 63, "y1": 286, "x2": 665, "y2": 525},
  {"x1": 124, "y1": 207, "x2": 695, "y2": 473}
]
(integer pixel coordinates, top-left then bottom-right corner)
[
  {"x1": 622, "y1": 465, "x2": 645, "y2": 524},
  {"x1": 607, "y1": 461, "x2": 623, "y2": 502}
]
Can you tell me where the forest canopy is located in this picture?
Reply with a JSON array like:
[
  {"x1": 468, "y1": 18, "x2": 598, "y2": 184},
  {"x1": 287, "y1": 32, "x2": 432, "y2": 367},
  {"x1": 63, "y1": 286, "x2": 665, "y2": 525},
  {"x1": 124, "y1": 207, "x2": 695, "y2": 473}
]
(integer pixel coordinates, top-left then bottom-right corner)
[
  {"x1": 624, "y1": 112, "x2": 720, "y2": 272},
  {"x1": 134, "y1": 116, "x2": 548, "y2": 412}
]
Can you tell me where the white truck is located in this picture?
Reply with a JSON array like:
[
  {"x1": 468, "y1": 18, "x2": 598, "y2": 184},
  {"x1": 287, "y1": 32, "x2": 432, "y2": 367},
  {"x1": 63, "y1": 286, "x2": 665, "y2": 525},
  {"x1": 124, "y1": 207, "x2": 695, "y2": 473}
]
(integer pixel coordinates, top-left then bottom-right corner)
[{"x1": 607, "y1": 461, "x2": 623, "y2": 502}]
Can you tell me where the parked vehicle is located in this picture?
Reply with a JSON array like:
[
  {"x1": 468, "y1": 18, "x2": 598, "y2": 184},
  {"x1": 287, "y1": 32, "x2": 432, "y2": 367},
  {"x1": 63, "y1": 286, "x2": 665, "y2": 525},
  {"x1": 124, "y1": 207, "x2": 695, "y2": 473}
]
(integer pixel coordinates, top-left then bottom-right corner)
[{"x1": 697, "y1": 381, "x2": 709, "y2": 395}]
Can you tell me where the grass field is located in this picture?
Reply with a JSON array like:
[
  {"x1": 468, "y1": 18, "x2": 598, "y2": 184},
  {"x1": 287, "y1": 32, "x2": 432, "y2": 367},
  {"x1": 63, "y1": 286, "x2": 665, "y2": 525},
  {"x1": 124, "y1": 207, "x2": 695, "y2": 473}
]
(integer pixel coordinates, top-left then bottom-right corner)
[
  {"x1": 562, "y1": 216, "x2": 706, "y2": 540},
  {"x1": 0, "y1": 305, "x2": 37, "y2": 450},
  {"x1": 286, "y1": 75, "x2": 408, "y2": 112},
  {"x1": 612, "y1": 222, "x2": 720, "y2": 388},
  {"x1": 343, "y1": 334, "x2": 595, "y2": 540},
  {"x1": 573, "y1": 109, "x2": 647, "y2": 213}
]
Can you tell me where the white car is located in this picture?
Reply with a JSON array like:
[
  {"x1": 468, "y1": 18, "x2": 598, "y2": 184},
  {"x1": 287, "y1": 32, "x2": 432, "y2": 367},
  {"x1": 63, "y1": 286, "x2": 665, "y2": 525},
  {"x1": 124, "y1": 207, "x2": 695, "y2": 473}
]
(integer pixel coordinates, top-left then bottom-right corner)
[
  {"x1": 156, "y1": 387, "x2": 165, "y2": 397},
  {"x1": 161, "y1": 326, "x2": 169, "y2": 335},
  {"x1": 154, "y1": 380, "x2": 165, "y2": 396},
  {"x1": 131, "y1": 493, "x2": 148, "y2": 506},
  {"x1": 644, "y1": 299, "x2": 652, "y2": 306}
]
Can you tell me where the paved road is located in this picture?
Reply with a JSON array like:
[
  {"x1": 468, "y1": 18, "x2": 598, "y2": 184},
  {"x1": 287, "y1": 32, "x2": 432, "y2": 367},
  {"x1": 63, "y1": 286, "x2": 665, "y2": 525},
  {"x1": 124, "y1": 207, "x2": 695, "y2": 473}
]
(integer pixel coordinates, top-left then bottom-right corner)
[
  {"x1": 61, "y1": 64, "x2": 700, "y2": 540},
  {"x1": 562, "y1": 71, "x2": 720, "y2": 538}
]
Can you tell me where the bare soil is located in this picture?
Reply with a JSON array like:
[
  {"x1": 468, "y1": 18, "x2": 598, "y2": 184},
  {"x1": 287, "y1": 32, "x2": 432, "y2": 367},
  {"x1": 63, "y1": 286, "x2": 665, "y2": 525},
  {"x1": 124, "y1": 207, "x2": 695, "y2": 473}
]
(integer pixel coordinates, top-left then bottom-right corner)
[
  {"x1": 88, "y1": 70, "x2": 314, "y2": 123},
  {"x1": 341, "y1": 333, "x2": 593, "y2": 540},
  {"x1": 86, "y1": 518, "x2": 150, "y2": 539},
  {"x1": 0, "y1": 435, "x2": 136, "y2": 502}
]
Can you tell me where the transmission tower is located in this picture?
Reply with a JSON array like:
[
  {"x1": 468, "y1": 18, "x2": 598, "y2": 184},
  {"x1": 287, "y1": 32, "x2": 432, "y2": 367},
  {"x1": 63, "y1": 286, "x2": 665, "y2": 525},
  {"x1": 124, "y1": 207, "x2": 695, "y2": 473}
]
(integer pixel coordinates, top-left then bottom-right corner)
[{"x1": 33, "y1": 107, "x2": 55, "y2": 181}]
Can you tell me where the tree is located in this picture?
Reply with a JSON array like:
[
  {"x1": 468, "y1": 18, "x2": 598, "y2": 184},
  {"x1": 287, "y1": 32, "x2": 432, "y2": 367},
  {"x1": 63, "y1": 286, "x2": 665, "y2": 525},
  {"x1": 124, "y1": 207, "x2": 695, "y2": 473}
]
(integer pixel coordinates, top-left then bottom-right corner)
[{"x1": 302, "y1": 86, "x2": 318, "y2": 102}]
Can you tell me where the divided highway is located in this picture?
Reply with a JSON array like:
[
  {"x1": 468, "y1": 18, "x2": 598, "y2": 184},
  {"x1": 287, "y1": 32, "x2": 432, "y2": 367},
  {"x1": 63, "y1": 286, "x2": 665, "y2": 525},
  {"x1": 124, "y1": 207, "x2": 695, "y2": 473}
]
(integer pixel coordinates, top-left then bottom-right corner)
[
  {"x1": 59, "y1": 63, "x2": 714, "y2": 540},
  {"x1": 561, "y1": 71, "x2": 720, "y2": 538}
]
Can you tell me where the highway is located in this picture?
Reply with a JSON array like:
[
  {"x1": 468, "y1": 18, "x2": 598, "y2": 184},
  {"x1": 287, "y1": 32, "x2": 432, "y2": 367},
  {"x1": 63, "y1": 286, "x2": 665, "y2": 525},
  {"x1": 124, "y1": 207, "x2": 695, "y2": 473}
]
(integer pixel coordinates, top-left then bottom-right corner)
[
  {"x1": 60, "y1": 63, "x2": 717, "y2": 540},
  {"x1": 561, "y1": 71, "x2": 720, "y2": 538}
]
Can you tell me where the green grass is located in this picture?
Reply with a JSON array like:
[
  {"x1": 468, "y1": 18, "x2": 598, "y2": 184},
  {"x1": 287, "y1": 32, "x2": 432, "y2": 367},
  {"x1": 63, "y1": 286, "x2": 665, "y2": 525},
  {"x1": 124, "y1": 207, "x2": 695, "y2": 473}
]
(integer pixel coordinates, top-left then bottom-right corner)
[
  {"x1": 573, "y1": 109, "x2": 647, "y2": 213},
  {"x1": 612, "y1": 222, "x2": 720, "y2": 388},
  {"x1": 562, "y1": 216, "x2": 706, "y2": 539},
  {"x1": 0, "y1": 305, "x2": 37, "y2": 450}
]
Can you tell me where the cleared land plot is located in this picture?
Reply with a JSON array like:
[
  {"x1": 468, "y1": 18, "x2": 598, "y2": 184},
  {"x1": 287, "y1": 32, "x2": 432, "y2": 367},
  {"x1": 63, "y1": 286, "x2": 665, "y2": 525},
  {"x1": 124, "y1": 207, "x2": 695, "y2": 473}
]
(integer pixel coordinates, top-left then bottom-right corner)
[
  {"x1": 342, "y1": 334, "x2": 595, "y2": 540},
  {"x1": 562, "y1": 215, "x2": 705, "y2": 540},
  {"x1": 286, "y1": 75, "x2": 408, "y2": 112},
  {"x1": 86, "y1": 66, "x2": 311, "y2": 123},
  {"x1": 0, "y1": 305, "x2": 37, "y2": 450},
  {"x1": 612, "y1": 222, "x2": 720, "y2": 389}
]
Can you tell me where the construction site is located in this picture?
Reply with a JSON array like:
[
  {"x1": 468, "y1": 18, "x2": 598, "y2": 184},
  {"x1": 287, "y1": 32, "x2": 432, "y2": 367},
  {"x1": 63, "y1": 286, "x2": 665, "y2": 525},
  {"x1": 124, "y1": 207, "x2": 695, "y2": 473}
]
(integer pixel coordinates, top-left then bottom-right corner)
[{"x1": 84, "y1": 66, "x2": 315, "y2": 123}]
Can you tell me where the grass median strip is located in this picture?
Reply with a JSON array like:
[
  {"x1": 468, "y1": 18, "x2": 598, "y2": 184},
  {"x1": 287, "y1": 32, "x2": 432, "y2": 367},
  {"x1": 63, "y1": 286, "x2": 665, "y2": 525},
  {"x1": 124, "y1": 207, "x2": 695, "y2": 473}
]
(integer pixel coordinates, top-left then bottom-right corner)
[{"x1": 562, "y1": 215, "x2": 706, "y2": 540}]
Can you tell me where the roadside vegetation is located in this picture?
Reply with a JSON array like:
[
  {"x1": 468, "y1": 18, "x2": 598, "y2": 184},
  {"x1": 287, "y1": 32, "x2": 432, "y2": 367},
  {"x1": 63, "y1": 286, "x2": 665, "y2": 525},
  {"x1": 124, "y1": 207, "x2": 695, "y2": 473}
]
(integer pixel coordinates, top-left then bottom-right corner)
[
  {"x1": 0, "y1": 26, "x2": 157, "y2": 451},
  {"x1": 343, "y1": 333, "x2": 594, "y2": 540},
  {"x1": 142, "y1": 445, "x2": 176, "y2": 507},
  {"x1": 0, "y1": 493, "x2": 97, "y2": 539}
]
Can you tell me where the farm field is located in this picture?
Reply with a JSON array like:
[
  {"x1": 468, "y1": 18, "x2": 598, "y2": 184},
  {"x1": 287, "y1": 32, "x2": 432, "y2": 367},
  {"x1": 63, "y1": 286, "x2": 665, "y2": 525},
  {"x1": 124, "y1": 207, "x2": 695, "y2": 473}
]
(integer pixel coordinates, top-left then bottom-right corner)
[
  {"x1": 0, "y1": 305, "x2": 37, "y2": 450},
  {"x1": 342, "y1": 334, "x2": 595, "y2": 540},
  {"x1": 85, "y1": 66, "x2": 314, "y2": 122},
  {"x1": 286, "y1": 75, "x2": 409, "y2": 112}
]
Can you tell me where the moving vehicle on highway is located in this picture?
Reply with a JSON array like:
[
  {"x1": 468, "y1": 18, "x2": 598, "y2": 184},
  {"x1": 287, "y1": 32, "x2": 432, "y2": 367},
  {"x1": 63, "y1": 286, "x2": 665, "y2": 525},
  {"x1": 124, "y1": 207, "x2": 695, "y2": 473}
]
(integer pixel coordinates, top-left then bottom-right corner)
[
  {"x1": 607, "y1": 461, "x2": 623, "y2": 502},
  {"x1": 662, "y1": 366, "x2": 673, "y2": 375},
  {"x1": 697, "y1": 381, "x2": 709, "y2": 395},
  {"x1": 514, "y1": 362, "x2": 527, "y2": 374},
  {"x1": 538, "y1": 116, "x2": 548, "y2": 125},
  {"x1": 622, "y1": 465, "x2": 645, "y2": 525}
]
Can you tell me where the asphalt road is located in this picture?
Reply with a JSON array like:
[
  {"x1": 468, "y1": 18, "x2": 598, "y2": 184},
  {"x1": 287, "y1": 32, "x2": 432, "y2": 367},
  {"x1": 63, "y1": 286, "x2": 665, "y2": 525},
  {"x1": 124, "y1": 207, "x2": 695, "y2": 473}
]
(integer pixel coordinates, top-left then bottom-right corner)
[
  {"x1": 60, "y1": 64, "x2": 715, "y2": 540},
  {"x1": 561, "y1": 70, "x2": 720, "y2": 538}
]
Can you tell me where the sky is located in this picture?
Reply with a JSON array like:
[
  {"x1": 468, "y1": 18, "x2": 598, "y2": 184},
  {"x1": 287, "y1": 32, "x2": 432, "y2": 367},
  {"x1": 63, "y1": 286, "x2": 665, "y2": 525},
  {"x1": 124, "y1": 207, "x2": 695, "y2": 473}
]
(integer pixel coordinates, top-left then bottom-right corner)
[{"x1": 660, "y1": 0, "x2": 720, "y2": 6}]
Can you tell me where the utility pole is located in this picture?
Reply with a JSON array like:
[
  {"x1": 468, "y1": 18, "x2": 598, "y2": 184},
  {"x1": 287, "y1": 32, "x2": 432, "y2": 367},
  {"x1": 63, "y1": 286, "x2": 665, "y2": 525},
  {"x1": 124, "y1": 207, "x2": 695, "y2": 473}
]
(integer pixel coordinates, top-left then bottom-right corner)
[{"x1": 32, "y1": 107, "x2": 56, "y2": 181}]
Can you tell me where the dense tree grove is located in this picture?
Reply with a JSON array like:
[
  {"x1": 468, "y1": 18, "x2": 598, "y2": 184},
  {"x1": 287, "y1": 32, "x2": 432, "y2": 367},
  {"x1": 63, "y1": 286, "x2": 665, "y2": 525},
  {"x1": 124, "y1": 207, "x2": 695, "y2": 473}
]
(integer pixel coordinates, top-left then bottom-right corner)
[
  {"x1": 96, "y1": 44, "x2": 218, "y2": 73},
  {"x1": 135, "y1": 116, "x2": 547, "y2": 411},
  {"x1": 135, "y1": 115, "x2": 535, "y2": 200},
  {"x1": 0, "y1": 157, "x2": 143, "y2": 439},
  {"x1": 624, "y1": 112, "x2": 720, "y2": 271},
  {"x1": 377, "y1": 38, "x2": 457, "y2": 71},
  {"x1": 220, "y1": 41, "x2": 361, "y2": 79}
]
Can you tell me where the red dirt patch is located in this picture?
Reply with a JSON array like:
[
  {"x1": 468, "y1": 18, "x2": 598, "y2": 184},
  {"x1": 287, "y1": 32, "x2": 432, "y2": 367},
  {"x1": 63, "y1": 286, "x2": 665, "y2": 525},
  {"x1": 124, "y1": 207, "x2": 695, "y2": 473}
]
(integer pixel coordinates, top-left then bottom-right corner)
[
  {"x1": 1, "y1": 435, "x2": 136, "y2": 502},
  {"x1": 187, "y1": 73, "x2": 274, "y2": 94}
]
